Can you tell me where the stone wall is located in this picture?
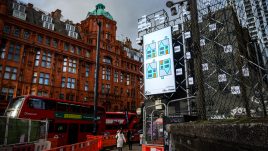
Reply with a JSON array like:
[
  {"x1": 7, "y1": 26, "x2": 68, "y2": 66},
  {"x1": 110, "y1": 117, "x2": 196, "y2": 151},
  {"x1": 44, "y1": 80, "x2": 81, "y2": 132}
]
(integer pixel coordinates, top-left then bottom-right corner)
[{"x1": 167, "y1": 121, "x2": 268, "y2": 151}]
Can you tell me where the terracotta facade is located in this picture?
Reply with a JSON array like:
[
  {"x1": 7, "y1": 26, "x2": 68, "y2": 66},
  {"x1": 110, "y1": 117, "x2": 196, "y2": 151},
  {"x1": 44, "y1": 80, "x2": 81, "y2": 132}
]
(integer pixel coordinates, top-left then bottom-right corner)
[{"x1": 0, "y1": 1, "x2": 143, "y2": 114}]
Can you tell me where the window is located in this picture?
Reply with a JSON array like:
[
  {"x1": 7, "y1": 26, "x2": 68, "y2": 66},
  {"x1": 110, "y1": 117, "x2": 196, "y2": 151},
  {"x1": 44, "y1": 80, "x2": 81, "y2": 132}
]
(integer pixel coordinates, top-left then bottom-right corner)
[
  {"x1": 4, "y1": 66, "x2": 17, "y2": 80},
  {"x1": 76, "y1": 47, "x2": 81, "y2": 55},
  {"x1": 3, "y1": 25, "x2": 10, "y2": 34},
  {"x1": 85, "y1": 64, "x2": 90, "y2": 77},
  {"x1": 45, "y1": 37, "x2": 51, "y2": 46},
  {"x1": 68, "y1": 31, "x2": 78, "y2": 39},
  {"x1": 63, "y1": 58, "x2": 77, "y2": 73},
  {"x1": 13, "y1": 27, "x2": 20, "y2": 37},
  {"x1": 115, "y1": 60, "x2": 119, "y2": 66},
  {"x1": 65, "y1": 24, "x2": 75, "y2": 31},
  {"x1": 106, "y1": 68, "x2": 111, "y2": 80},
  {"x1": 85, "y1": 82, "x2": 89, "y2": 91},
  {"x1": 52, "y1": 39, "x2": 58, "y2": 48},
  {"x1": 61, "y1": 77, "x2": 66, "y2": 88},
  {"x1": 35, "y1": 50, "x2": 51, "y2": 68},
  {"x1": 42, "y1": 14, "x2": 54, "y2": 30},
  {"x1": 28, "y1": 98, "x2": 45, "y2": 109},
  {"x1": 120, "y1": 72, "x2": 123, "y2": 82},
  {"x1": 63, "y1": 58, "x2": 67, "y2": 72},
  {"x1": 68, "y1": 59, "x2": 76, "y2": 73},
  {"x1": 8, "y1": 43, "x2": 20, "y2": 62},
  {"x1": 41, "y1": 51, "x2": 51, "y2": 68},
  {"x1": 37, "y1": 91, "x2": 48, "y2": 97},
  {"x1": 43, "y1": 22, "x2": 54, "y2": 30},
  {"x1": 38, "y1": 35, "x2": 43, "y2": 44},
  {"x1": 39, "y1": 72, "x2": 50, "y2": 85},
  {"x1": 32, "y1": 72, "x2": 37, "y2": 83},
  {"x1": 13, "y1": 3, "x2": 25, "y2": 12},
  {"x1": 42, "y1": 14, "x2": 52, "y2": 22},
  {"x1": 126, "y1": 89, "x2": 130, "y2": 97},
  {"x1": 106, "y1": 84, "x2": 110, "y2": 94},
  {"x1": 85, "y1": 50, "x2": 90, "y2": 57},
  {"x1": 103, "y1": 57, "x2": 112, "y2": 64},
  {"x1": 101, "y1": 84, "x2": 105, "y2": 93},
  {"x1": 126, "y1": 74, "x2": 130, "y2": 85},
  {"x1": 59, "y1": 93, "x2": 64, "y2": 99},
  {"x1": 12, "y1": 3, "x2": 26, "y2": 20},
  {"x1": 23, "y1": 30, "x2": 30, "y2": 39},
  {"x1": 106, "y1": 23, "x2": 110, "y2": 29},
  {"x1": 105, "y1": 33, "x2": 110, "y2": 40},
  {"x1": 1, "y1": 41, "x2": 6, "y2": 59},
  {"x1": 35, "y1": 50, "x2": 40, "y2": 66},
  {"x1": 114, "y1": 86, "x2": 118, "y2": 95},
  {"x1": 102, "y1": 67, "x2": 106, "y2": 80},
  {"x1": 70, "y1": 45, "x2": 75, "y2": 53},
  {"x1": 67, "y1": 78, "x2": 75, "y2": 89},
  {"x1": 64, "y1": 43, "x2": 69, "y2": 51},
  {"x1": 1, "y1": 87, "x2": 14, "y2": 101},
  {"x1": 114, "y1": 71, "x2": 118, "y2": 82}
]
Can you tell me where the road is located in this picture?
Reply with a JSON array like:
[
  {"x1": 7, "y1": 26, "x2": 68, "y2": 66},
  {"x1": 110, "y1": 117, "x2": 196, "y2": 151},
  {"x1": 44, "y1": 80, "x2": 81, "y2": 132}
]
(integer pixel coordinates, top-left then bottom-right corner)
[{"x1": 104, "y1": 143, "x2": 142, "y2": 151}]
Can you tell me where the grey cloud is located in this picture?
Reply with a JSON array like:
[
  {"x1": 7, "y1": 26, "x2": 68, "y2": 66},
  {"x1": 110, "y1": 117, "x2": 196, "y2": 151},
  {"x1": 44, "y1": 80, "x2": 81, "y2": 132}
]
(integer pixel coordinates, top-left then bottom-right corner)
[{"x1": 20, "y1": 0, "x2": 168, "y2": 49}]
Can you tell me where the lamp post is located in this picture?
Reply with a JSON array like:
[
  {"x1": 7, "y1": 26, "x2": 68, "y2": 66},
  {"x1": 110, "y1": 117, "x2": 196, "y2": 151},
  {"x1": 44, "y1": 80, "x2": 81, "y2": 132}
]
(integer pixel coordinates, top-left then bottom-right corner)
[
  {"x1": 166, "y1": 0, "x2": 206, "y2": 119},
  {"x1": 93, "y1": 20, "x2": 102, "y2": 135}
]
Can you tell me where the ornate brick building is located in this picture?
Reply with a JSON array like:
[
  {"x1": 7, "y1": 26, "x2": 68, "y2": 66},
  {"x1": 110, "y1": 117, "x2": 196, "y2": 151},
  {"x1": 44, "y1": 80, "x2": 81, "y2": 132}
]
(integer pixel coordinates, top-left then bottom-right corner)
[{"x1": 0, "y1": 1, "x2": 143, "y2": 114}]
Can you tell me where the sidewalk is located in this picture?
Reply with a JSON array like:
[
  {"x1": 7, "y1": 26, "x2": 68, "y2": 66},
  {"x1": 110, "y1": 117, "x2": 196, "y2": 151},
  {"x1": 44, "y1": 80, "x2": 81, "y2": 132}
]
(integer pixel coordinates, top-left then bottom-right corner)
[{"x1": 105, "y1": 143, "x2": 142, "y2": 151}]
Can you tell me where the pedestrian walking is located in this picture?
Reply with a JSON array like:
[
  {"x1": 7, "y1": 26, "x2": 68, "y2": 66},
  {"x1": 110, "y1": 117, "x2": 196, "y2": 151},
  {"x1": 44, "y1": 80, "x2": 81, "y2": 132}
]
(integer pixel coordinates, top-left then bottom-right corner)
[
  {"x1": 116, "y1": 129, "x2": 126, "y2": 151},
  {"x1": 127, "y1": 130, "x2": 134, "y2": 150}
]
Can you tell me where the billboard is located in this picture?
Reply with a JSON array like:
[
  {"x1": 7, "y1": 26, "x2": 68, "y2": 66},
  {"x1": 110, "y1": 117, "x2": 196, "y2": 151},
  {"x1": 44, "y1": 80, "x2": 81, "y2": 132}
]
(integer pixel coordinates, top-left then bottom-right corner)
[{"x1": 143, "y1": 27, "x2": 176, "y2": 95}]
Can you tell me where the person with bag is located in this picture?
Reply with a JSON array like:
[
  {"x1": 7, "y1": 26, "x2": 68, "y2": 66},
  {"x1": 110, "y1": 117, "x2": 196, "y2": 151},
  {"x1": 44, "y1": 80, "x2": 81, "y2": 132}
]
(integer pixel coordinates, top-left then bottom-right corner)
[
  {"x1": 127, "y1": 130, "x2": 134, "y2": 150},
  {"x1": 116, "y1": 129, "x2": 126, "y2": 151}
]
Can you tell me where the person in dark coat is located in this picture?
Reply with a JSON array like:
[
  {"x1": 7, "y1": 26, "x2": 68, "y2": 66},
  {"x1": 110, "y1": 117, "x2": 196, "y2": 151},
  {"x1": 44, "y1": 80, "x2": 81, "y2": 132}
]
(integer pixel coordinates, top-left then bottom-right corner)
[{"x1": 127, "y1": 130, "x2": 133, "y2": 150}]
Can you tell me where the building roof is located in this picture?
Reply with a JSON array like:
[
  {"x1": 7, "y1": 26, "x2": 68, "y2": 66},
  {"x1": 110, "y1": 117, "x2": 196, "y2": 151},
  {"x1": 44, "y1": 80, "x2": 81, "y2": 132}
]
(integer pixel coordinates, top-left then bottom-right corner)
[{"x1": 86, "y1": 3, "x2": 113, "y2": 20}]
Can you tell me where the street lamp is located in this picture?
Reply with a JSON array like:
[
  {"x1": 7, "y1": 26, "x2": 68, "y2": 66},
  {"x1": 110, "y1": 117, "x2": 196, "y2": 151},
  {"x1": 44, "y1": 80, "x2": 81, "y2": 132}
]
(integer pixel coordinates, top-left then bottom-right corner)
[{"x1": 93, "y1": 19, "x2": 102, "y2": 135}]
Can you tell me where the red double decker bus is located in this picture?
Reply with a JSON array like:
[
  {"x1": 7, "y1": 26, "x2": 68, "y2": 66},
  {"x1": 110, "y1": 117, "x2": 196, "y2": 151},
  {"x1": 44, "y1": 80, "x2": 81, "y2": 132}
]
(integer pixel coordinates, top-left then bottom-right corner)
[
  {"x1": 105, "y1": 111, "x2": 141, "y2": 141},
  {"x1": 5, "y1": 95, "x2": 106, "y2": 146}
]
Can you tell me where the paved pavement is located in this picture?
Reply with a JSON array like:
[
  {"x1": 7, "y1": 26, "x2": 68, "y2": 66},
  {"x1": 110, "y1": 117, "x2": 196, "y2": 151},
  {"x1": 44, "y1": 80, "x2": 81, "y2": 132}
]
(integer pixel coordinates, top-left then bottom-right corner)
[{"x1": 104, "y1": 143, "x2": 142, "y2": 151}]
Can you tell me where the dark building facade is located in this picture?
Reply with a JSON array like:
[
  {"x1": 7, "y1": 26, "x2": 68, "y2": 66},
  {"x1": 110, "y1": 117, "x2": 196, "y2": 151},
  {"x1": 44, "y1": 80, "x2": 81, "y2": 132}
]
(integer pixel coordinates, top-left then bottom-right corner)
[{"x1": 0, "y1": 1, "x2": 143, "y2": 114}]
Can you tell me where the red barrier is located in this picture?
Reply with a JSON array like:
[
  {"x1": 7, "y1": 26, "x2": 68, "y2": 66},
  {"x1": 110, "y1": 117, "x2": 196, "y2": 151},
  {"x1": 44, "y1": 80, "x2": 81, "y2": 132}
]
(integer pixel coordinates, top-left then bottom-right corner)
[
  {"x1": 45, "y1": 136, "x2": 102, "y2": 151},
  {"x1": 102, "y1": 135, "x2": 116, "y2": 148},
  {"x1": 47, "y1": 138, "x2": 59, "y2": 148},
  {"x1": 142, "y1": 144, "x2": 164, "y2": 151},
  {"x1": 12, "y1": 143, "x2": 35, "y2": 151}
]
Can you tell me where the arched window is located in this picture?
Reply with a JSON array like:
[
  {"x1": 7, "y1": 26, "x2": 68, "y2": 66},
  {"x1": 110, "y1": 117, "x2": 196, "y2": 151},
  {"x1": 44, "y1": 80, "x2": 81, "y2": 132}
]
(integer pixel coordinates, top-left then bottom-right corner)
[{"x1": 103, "y1": 56, "x2": 112, "y2": 64}]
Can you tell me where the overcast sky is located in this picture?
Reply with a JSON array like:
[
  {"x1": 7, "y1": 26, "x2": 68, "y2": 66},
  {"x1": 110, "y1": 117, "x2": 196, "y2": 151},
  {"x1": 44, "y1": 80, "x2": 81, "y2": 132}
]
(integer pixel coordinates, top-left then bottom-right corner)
[{"x1": 20, "y1": 0, "x2": 170, "y2": 49}]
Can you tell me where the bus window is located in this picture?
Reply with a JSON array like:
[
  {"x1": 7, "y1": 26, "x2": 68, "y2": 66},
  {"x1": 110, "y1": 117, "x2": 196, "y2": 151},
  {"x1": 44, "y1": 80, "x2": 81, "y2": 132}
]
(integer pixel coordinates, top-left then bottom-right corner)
[
  {"x1": 81, "y1": 107, "x2": 88, "y2": 114},
  {"x1": 57, "y1": 103, "x2": 67, "y2": 112},
  {"x1": 55, "y1": 123, "x2": 67, "y2": 133},
  {"x1": 28, "y1": 98, "x2": 45, "y2": 109},
  {"x1": 45, "y1": 100, "x2": 56, "y2": 111},
  {"x1": 69, "y1": 104, "x2": 81, "y2": 113},
  {"x1": 80, "y1": 124, "x2": 94, "y2": 132}
]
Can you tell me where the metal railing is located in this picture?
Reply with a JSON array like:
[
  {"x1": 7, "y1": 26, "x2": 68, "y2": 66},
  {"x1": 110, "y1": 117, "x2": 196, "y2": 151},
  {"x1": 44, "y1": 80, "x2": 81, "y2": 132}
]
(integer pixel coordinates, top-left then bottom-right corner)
[{"x1": 0, "y1": 116, "x2": 48, "y2": 146}]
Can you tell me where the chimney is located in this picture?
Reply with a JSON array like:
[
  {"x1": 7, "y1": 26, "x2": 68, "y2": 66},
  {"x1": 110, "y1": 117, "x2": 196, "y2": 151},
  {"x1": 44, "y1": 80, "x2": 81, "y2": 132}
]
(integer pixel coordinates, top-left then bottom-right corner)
[
  {"x1": 27, "y1": 3, "x2": 33, "y2": 8},
  {"x1": 52, "y1": 9, "x2": 62, "y2": 21}
]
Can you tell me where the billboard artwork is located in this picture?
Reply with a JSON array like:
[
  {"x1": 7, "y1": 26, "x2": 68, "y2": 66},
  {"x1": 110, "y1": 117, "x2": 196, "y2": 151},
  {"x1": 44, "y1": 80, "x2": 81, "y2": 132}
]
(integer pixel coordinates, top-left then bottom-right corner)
[{"x1": 143, "y1": 27, "x2": 176, "y2": 95}]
